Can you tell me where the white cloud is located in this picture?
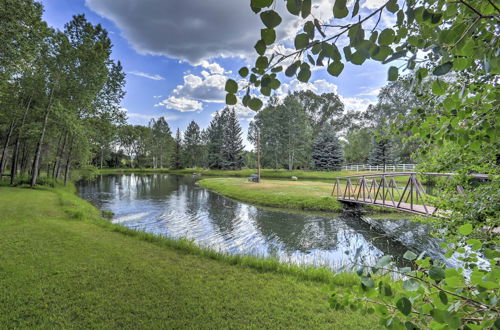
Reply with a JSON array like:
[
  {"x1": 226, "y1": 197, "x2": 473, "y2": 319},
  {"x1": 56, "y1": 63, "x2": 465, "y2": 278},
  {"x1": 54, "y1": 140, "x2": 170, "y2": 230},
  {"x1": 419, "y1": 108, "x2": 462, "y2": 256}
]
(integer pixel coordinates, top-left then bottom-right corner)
[
  {"x1": 278, "y1": 79, "x2": 339, "y2": 96},
  {"x1": 128, "y1": 71, "x2": 165, "y2": 80},
  {"x1": 340, "y1": 96, "x2": 374, "y2": 112},
  {"x1": 362, "y1": 0, "x2": 388, "y2": 10},
  {"x1": 199, "y1": 60, "x2": 225, "y2": 75},
  {"x1": 155, "y1": 96, "x2": 203, "y2": 112}
]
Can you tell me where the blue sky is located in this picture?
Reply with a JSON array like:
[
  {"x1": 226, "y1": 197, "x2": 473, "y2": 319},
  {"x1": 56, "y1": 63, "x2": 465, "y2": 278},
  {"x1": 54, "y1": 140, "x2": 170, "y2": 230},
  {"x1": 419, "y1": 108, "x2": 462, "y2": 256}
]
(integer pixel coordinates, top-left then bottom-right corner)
[{"x1": 41, "y1": 0, "x2": 392, "y2": 145}]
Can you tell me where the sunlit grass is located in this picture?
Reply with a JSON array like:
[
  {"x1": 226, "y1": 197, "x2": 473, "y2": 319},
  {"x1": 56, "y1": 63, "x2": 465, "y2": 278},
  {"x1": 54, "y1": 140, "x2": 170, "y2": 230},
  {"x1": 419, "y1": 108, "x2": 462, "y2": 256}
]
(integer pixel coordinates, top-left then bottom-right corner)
[{"x1": 0, "y1": 185, "x2": 380, "y2": 328}]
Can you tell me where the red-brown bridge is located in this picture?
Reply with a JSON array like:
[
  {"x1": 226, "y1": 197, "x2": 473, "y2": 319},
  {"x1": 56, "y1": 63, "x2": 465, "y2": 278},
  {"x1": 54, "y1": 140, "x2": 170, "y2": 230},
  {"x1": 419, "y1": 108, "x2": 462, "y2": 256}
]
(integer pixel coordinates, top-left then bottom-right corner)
[{"x1": 331, "y1": 172, "x2": 489, "y2": 217}]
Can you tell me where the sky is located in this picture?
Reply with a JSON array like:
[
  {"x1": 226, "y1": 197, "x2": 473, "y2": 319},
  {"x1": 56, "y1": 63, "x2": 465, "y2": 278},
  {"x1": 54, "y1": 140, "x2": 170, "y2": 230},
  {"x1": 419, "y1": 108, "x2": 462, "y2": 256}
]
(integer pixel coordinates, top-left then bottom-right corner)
[{"x1": 40, "y1": 0, "x2": 393, "y2": 147}]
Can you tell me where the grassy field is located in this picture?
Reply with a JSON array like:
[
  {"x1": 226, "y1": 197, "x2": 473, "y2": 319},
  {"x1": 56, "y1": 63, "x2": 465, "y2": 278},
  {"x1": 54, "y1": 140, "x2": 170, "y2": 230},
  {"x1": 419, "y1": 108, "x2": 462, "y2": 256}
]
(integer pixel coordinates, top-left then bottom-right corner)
[
  {"x1": 96, "y1": 167, "x2": 380, "y2": 180},
  {"x1": 0, "y1": 184, "x2": 380, "y2": 329},
  {"x1": 198, "y1": 177, "x2": 344, "y2": 212}
]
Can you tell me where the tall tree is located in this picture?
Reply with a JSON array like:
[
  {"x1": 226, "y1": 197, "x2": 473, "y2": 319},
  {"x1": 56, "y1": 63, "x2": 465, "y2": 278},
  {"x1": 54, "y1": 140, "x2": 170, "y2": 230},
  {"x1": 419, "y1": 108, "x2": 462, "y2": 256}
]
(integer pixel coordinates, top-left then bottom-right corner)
[
  {"x1": 183, "y1": 120, "x2": 201, "y2": 168},
  {"x1": 221, "y1": 108, "x2": 244, "y2": 170},
  {"x1": 206, "y1": 112, "x2": 224, "y2": 169},
  {"x1": 170, "y1": 128, "x2": 183, "y2": 170},
  {"x1": 312, "y1": 126, "x2": 344, "y2": 171}
]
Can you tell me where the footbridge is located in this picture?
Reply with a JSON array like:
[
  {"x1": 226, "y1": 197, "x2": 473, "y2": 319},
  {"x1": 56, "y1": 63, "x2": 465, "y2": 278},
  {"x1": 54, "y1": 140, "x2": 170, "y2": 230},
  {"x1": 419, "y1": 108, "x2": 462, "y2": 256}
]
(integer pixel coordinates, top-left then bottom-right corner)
[{"x1": 331, "y1": 172, "x2": 489, "y2": 216}]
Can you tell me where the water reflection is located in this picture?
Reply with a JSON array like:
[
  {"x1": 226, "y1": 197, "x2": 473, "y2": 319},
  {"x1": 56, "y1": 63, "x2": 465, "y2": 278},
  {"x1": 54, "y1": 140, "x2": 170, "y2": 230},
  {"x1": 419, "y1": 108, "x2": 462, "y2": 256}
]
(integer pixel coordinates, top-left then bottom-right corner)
[{"x1": 77, "y1": 174, "x2": 439, "y2": 271}]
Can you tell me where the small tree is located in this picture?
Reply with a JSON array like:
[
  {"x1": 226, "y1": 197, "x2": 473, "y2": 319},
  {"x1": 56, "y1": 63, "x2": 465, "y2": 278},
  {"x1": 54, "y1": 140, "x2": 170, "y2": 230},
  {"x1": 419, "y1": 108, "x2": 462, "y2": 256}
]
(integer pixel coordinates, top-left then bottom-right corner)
[
  {"x1": 170, "y1": 128, "x2": 183, "y2": 170},
  {"x1": 368, "y1": 135, "x2": 394, "y2": 168},
  {"x1": 312, "y1": 127, "x2": 343, "y2": 171}
]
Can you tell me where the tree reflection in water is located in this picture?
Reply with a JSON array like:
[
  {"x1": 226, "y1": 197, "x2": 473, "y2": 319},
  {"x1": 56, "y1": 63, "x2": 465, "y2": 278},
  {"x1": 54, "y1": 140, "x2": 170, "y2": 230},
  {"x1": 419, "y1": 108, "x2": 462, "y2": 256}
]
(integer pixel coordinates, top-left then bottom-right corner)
[{"x1": 77, "y1": 174, "x2": 442, "y2": 271}]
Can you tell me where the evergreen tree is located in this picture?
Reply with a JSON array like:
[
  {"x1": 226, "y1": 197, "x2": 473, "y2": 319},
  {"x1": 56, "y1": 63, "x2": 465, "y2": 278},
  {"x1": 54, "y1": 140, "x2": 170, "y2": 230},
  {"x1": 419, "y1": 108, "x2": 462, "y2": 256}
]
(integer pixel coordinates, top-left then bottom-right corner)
[
  {"x1": 183, "y1": 120, "x2": 201, "y2": 168},
  {"x1": 170, "y1": 128, "x2": 183, "y2": 170},
  {"x1": 221, "y1": 108, "x2": 243, "y2": 170},
  {"x1": 368, "y1": 135, "x2": 394, "y2": 167},
  {"x1": 312, "y1": 126, "x2": 344, "y2": 171},
  {"x1": 207, "y1": 112, "x2": 224, "y2": 169}
]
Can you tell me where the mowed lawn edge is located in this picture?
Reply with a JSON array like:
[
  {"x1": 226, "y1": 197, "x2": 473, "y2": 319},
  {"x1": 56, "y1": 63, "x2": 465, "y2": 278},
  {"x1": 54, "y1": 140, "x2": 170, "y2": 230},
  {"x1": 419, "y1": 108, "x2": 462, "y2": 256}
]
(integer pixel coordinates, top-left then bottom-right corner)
[
  {"x1": 0, "y1": 185, "x2": 381, "y2": 329},
  {"x1": 198, "y1": 177, "x2": 344, "y2": 212}
]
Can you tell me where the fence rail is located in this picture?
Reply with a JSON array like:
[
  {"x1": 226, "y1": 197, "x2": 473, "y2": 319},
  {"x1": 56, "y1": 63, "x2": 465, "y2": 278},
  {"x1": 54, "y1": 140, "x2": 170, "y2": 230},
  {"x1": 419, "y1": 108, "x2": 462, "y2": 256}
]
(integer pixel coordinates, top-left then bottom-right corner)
[{"x1": 342, "y1": 164, "x2": 416, "y2": 172}]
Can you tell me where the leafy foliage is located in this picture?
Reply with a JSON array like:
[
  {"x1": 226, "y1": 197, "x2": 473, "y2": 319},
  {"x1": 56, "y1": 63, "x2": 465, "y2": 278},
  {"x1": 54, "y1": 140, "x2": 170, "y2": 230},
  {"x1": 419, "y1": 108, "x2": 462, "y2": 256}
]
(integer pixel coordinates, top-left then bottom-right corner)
[{"x1": 233, "y1": 0, "x2": 500, "y2": 328}]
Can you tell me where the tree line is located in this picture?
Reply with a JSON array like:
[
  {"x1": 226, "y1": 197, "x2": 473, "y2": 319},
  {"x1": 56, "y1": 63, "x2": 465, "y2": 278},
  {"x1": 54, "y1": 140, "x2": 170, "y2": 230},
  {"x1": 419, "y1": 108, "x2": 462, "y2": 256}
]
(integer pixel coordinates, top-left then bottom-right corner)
[{"x1": 0, "y1": 0, "x2": 125, "y2": 186}]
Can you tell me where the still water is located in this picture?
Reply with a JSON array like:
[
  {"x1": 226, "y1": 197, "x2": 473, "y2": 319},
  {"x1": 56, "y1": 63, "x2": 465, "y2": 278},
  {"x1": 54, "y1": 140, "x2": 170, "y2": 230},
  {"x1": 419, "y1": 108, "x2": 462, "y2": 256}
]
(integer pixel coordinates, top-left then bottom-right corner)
[{"x1": 76, "y1": 174, "x2": 447, "y2": 271}]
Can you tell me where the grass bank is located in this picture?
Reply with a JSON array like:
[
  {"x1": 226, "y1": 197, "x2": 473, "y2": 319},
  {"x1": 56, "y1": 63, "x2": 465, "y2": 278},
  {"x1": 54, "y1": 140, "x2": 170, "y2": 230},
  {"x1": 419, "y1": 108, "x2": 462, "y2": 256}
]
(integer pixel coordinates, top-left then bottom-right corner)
[
  {"x1": 0, "y1": 184, "x2": 380, "y2": 328},
  {"x1": 198, "y1": 177, "x2": 343, "y2": 212},
  {"x1": 96, "y1": 167, "x2": 378, "y2": 180}
]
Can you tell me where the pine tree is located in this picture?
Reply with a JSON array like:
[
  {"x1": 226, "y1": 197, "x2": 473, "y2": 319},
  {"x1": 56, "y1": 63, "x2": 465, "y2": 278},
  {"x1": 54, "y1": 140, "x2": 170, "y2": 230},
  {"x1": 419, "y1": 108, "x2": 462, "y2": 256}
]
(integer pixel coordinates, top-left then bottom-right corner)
[
  {"x1": 312, "y1": 126, "x2": 344, "y2": 171},
  {"x1": 368, "y1": 135, "x2": 394, "y2": 167},
  {"x1": 183, "y1": 120, "x2": 201, "y2": 168},
  {"x1": 221, "y1": 108, "x2": 244, "y2": 170},
  {"x1": 170, "y1": 128, "x2": 183, "y2": 169},
  {"x1": 207, "y1": 112, "x2": 224, "y2": 169}
]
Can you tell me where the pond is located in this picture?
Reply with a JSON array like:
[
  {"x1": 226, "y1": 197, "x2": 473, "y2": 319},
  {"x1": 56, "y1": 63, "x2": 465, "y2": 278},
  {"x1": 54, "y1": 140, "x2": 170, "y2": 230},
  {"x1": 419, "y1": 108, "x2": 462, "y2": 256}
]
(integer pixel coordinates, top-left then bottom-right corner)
[{"x1": 76, "y1": 174, "x2": 450, "y2": 271}]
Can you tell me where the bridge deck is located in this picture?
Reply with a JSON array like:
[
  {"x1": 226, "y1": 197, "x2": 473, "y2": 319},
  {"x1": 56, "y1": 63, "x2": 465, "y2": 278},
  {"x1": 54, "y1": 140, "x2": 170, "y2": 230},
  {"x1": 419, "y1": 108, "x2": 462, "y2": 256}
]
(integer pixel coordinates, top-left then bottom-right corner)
[{"x1": 337, "y1": 197, "x2": 437, "y2": 216}]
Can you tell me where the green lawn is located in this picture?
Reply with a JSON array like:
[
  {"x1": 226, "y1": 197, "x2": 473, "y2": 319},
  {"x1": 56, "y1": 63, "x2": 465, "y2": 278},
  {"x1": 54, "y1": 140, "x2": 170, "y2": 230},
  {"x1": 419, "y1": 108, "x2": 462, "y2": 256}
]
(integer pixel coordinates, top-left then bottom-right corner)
[
  {"x1": 198, "y1": 177, "x2": 344, "y2": 212},
  {"x1": 0, "y1": 186, "x2": 380, "y2": 329}
]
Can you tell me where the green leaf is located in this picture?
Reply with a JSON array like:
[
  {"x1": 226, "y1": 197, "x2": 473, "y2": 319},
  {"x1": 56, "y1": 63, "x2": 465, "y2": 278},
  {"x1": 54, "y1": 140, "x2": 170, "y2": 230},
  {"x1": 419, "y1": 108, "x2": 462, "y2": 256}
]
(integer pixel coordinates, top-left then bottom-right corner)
[
  {"x1": 260, "y1": 86, "x2": 271, "y2": 96},
  {"x1": 226, "y1": 93, "x2": 237, "y2": 105},
  {"x1": 327, "y1": 61, "x2": 344, "y2": 77},
  {"x1": 286, "y1": 0, "x2": 301, "y2": 15},
  {"x1": 383, "y1": 284, "x2": 393, "y2": 296},
  {"x1": 403, "y1": 279, "x2": 420, "y2": 291},
  {"x1": 285, "y1": 61, "x2": 300, "y2": 77},
  {"x1": 396, "y1": 297, "x2": 412, "y2": 316},
  {"x1": 301, "y1": 0, "x2": 311, "y2": 18},
  {"x1": 238, "y1": 67, "x2": 249, "y2": 78},
  {"x1": 251, "y1": 0, "x2": 273, "y2": 8},
  {"x1": 350, "y1": 51, "x2": 365, "y2": 65},
  {"x1": 371, "y1": 46, "x2": 391, "y2": 61},
  {"x1": 248, "y1": 98, "x2": 263, "y2": 111},
  {"x1": 439, "y1": 291, "x2": 448, "y2": 305},
  {"x1": 255, "y1": 56, "x2": 269, "y2": 69},
  {"x1": 429, "y1": 266, "x2": 445, "y2": 282},
  {"x1": 388, "y1": 66, "x2": 398, "y2": 81},
  {"x1": 378, "y1": 29, "x2": 395, "y2": 46},
  {"x1": 432, "y1": 62, "x2": 452, "y2": 76},
  {"x1": 269, "y1": 78, "x2": 280, "y2": 89},
  {"x1": 322, "y1": 43, "x2": 341, "y2": 60},
  {"x1": 254, "y1": 40, "x2": 266, "y2": 55},
  {"x1": 466, "y1": 238, "x2": 482, "y2": 250},
  {"x1": 261, "y1": 29, "x2": 276, "y2": 45},
  {"x1": 403, "y1": 250, "x2": 417, "y2": 261},
  {"x1": 294, "y1": 33, "x2": 309, "y2": 50},
  {"x1": 361, "y1": 276, "x2": 374, "y2": 288},
  {"x1": 297, "y1": 67, "x2": 311, "y2": 82},
  {"x1": 376, "y1": 255, "x2": 392, "y2": 268},
  {"x1": 386, "y1": 0, "x2": 399, "y2": 13},
  {"x1": 352, "y1": 0, "x2": 360, "y2": 17},
  {"x1": 432, "y1": 79, "x2": 446, "y2": 95},
  {"x1": 271, "y1": 66, "x2": 283, "y2": 73},
  {"x1": 333, "y1": 0, "x2": 348, "y2": 18},
  {"x1": 260, "y1": 10, "x2": 282, "y2": 29},
  {"x1": 457, "y1": 223, "x2": 472, "y2": 235},
  {"x1": 304, "y1": 21, "x2": 315, "y2": 38},
  {"x1": 225, "y1": 79, "x2": 238, "y2": 94},
  {"x1": 348, "y1": 24, "x2": 364, "y2": 46}
]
